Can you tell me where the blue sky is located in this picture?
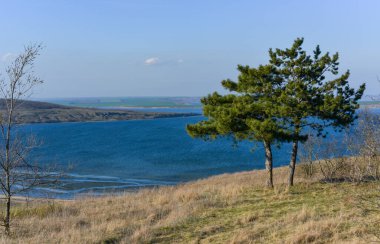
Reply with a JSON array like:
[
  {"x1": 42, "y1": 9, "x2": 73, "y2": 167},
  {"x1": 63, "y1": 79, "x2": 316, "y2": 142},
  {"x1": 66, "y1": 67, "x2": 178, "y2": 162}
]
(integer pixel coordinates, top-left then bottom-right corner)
[{"x1": 0, "y1": 0, "x2": 379, "y2": 98}]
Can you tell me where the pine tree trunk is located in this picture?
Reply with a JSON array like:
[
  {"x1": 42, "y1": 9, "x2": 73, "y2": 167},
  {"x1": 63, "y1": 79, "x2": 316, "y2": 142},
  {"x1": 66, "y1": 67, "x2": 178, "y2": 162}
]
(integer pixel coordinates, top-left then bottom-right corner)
[
  {"x1": 288, "y1": 140, "x2": 298, "y2": 187},
  {"x1": 264, "y1": 140, "x2": 274, "y2": 188}
]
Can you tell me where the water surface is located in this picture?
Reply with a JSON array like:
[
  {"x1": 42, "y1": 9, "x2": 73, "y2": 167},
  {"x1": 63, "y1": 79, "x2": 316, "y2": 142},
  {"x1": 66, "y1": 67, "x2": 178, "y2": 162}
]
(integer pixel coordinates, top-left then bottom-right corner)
[{"x1": 19, "y1": 108, "x2": 379, "y2": 198}]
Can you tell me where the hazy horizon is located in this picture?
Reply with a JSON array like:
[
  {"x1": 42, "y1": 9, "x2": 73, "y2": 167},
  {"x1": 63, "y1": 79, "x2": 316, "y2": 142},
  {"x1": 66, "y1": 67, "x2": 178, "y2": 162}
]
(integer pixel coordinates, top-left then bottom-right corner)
[{"x1": 34, "y1": 95, "x2": 379, "y2": 104}]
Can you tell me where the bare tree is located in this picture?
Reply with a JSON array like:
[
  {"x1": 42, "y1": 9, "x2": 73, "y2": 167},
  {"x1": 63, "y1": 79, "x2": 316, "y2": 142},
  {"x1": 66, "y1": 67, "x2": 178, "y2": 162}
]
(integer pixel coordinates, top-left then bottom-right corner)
[
  {"x1": 317, "y1": 138, "x2": 348, "y2": 182},
  {"x1": 299, "y1": 134, "x2": 318, "y2": 178},
  {"x1": 345, "y1": 109, "x2": 380, "y2": 181},
  {"x1": 0, "y1": 44, "x2": 50, "y2": 235}
]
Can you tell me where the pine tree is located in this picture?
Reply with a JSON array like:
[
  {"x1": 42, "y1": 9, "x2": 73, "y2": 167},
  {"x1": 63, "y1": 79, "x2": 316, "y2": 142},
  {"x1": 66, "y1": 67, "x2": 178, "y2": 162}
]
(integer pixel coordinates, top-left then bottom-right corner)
[
  {"x1": 187, "y1": 64, "x2": 290, "y2": 187},
  {"x1": 187, "y1": 38, "x2": 365, "y2": 188},
  {"x1": 269, "y1": 38, "x2": 366, "y2": 186}
]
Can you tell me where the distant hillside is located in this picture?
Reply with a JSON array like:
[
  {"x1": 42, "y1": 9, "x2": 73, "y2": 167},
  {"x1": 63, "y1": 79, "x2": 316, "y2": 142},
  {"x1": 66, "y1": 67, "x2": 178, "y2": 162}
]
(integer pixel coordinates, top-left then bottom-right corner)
[
  {"x1": 0, "y1": 99, "x2": 70, "y2": 110},
  {"x1": 39, "y1": 97, "x2": 202, "y2": 108},
  {"x1": 0, "y1": 99, "x2": 198, "y2": 124},
  {"x1": 359, "y1": 100, "x2": 380, "y2": 108}
]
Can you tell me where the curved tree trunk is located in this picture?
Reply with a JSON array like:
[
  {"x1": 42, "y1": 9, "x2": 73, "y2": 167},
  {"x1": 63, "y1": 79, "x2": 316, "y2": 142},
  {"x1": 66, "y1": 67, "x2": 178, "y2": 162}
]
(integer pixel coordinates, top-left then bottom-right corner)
[
  {"x1": 264, "y1": 140, "x2": 274, "y2": 188},
  {"x1": 288, "y1": 140, "x2": 298, "y2": 187}
]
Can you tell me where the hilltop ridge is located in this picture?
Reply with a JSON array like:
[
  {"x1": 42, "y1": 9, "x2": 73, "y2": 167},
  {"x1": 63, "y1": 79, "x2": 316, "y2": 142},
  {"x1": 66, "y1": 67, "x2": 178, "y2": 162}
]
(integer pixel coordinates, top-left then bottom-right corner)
[{"x1": 0, "y1": 99, "x2": 199, "y2": 124}]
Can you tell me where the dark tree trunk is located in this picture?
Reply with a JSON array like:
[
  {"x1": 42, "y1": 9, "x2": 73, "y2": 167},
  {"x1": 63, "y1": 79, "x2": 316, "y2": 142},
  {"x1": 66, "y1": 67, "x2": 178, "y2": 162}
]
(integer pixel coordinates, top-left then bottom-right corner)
[
  {"x1": 4, "y1": 169, "x2": 11, "y2": 235},
  {"x1": 5, "y1": 194, "x2": 10, "y2": 235},
  {"x1": 288, "y1": 140, "x2": 299, "y2": 187},
  {"x1": 4, "y1": 106, "x2": 12, "y2": 236},
  {"x1": 264, "y1": 140, "x2": 274, "y2": 188}
]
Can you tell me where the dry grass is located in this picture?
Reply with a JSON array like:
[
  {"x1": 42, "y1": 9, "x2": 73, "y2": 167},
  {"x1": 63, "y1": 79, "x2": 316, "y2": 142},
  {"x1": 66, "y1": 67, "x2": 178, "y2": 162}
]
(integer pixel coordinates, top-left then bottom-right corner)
[{"x1": 1, "y1": 164, "x2": 379, "y2": 243}]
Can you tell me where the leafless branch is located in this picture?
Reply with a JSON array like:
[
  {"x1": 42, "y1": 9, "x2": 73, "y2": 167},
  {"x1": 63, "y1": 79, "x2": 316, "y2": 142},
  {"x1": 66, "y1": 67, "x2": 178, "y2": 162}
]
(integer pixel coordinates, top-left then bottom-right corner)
[{"x1": 0, "y1": 43, "x2": 56, "y2": 235}]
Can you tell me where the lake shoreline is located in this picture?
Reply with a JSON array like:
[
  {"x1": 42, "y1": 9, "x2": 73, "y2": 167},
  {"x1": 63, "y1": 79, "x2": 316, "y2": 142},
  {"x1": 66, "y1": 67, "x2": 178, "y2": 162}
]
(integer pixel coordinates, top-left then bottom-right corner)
[
  {"x1": 0, "y1": 99, "x2": 201, "y2": 124},
  {"x1": 15, "y1": 112, "x2": 201, "y2": 126}
]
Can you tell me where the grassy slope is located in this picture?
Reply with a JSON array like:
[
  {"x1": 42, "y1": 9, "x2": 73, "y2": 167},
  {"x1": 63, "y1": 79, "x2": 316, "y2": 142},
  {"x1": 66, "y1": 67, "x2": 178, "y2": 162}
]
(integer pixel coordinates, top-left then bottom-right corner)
[{"x1": 2, "y1": 165, "x2": 380, "y2": 243}]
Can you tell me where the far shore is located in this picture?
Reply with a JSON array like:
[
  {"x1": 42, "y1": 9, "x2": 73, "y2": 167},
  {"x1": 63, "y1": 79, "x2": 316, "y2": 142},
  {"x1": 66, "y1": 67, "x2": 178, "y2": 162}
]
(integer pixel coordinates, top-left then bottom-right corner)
[
  {"x1": 0, "y1": 99, "x2": 200, "y2": 124},
  {"x1": 360, "y1": 104, "x2": 380, "y2": 109}
]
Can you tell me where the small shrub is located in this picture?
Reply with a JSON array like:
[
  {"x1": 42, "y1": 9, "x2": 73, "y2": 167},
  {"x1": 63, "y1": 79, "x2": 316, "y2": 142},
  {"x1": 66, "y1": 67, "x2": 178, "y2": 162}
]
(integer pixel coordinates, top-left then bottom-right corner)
[
  {"x1": 319, "y1": 135, "x2": 350, "y2": 182},
  {"x1": 318, "y1": 157, "x2": 348, "y2": 182}
]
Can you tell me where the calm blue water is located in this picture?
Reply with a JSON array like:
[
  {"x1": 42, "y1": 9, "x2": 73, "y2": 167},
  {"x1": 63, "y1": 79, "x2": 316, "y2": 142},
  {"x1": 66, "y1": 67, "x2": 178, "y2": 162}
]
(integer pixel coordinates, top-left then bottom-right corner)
[{"x1": 17, "y1": 108, "x2": 380, "y2": 199}]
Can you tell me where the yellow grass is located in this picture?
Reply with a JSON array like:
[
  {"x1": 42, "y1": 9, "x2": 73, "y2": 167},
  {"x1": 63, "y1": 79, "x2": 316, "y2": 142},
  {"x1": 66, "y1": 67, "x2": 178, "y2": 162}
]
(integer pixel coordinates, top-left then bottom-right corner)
[{"x1": 1, "y1": 164, "x2": 379, "y2": 243}]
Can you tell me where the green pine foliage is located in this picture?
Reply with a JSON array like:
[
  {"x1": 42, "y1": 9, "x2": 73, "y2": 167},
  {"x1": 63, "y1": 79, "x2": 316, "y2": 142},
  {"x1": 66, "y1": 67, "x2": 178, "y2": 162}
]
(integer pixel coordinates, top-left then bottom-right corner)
[
  {"x1": 269, "y1": 38, "x2": 365, "y2": 186},
  {"x1": 187, "y1": 64, "x2": 292, "y2": 143}
]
